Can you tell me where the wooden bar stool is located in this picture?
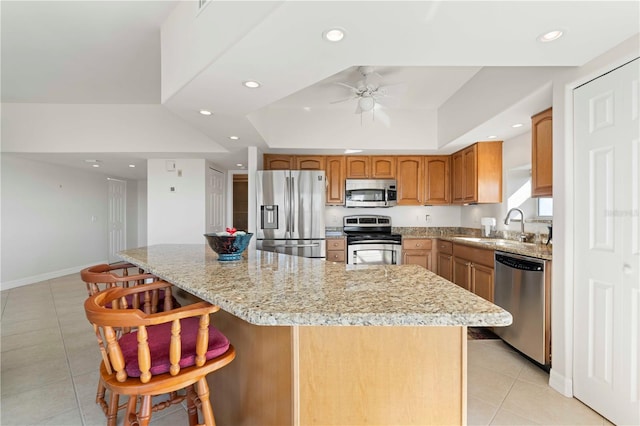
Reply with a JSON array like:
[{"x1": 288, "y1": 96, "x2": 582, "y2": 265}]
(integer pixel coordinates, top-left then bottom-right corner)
[
  {"x1": 80, "y1": 263, "x2": 176, "y2": 424},
  {"x1": 84, "y1": 281, "x2": 235, "y2": 426}
]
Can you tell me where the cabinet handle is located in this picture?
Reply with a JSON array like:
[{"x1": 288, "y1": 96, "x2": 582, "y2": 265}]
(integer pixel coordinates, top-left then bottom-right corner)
[{"x1": 416, "y1": 243, "x2": 421, "y2": 247}]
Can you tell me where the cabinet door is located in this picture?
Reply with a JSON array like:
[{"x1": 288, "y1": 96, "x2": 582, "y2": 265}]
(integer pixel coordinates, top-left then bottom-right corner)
[
  {"x1": 264, "y1": 154, "x2": 293, "y2": 170},
  {"x1": 531, "y1": 107, "x2": 553, "y2": 197},
  {"x1": 346, "y1": 156, "x2": 370, "y2": 178},
  {"x1": 451, "y1": 151, "x2": 464, "y2": 203},
  {"x1": 396, "y1": 156, "x2": 423, "y2": 205},
  {"x1": 371, "y1": 156, "x2": 396, "y2": 178},
  {"x1": 424, "y1": 156, "x2": 450, "y2": 205},
  {"x1": 296, "y1": 156, "x2": 325, "y2": 170},
  {"x1": 325, "y1": 156, "x2": 345, "y2": 205},
  {"x1": 437, "y1": 253, "x2": 453, "y2": 281},
  {"x1": 472, "y1": 263, "x2": 494, "y2": 303},
  {"x1": 403, "y1": 251, "x2": 432, "y2": 270},
  {"x1": 452, "y1": 257, "x2": 471, "y2": 291},
  {"x1": 463, "y1": 146, "x2": 477, "y2": 202}
]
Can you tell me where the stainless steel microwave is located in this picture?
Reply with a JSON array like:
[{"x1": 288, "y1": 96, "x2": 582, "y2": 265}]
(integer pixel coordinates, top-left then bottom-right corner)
[{"x1": 345, "y1": 179, "x2": 397, "y2": 208}]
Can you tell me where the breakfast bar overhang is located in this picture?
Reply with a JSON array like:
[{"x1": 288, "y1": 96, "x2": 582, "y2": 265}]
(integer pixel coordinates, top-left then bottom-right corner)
[{"x1": 119, "y1": 245, "x2": 512, "y2": 426}]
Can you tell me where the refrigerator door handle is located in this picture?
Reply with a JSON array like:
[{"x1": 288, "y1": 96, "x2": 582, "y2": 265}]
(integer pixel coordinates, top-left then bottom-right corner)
[
  {"x1": 289, "y1": 177, "x2": 295, "y2": 233},
  {"x1": 262, "y1": 243, "x2": 320, "y2": 248},
  {"x1": 284, "y1": 176, "x2": 290, "y2": 234}
]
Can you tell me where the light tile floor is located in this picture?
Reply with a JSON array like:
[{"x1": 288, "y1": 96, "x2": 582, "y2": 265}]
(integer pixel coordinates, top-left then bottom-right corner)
[{"x1": 1, "y1": 273, "x2": 613, "y2": 425}]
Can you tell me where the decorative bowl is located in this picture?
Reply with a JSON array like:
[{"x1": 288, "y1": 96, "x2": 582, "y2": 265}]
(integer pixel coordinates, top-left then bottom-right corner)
[{"x1": 204, "y1": 233, "x2": 253, "y2": 261}]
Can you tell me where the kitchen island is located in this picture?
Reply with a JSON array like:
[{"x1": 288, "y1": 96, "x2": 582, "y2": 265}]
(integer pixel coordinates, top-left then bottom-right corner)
[{"x1": 119, "y1": 244, "x2": 512, "y2": 425}]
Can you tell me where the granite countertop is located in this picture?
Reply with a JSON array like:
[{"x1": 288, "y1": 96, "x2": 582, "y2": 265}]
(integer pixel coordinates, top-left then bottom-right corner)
[
  {"x1": 399, "y1": 228, "x2": 552, "y2": 260},
  {"x1": 119, "y1": 244, "x2": 512, "y2": 328}
]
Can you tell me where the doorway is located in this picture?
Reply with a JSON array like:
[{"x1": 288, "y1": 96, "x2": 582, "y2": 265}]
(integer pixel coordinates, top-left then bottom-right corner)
[{"x1": 232, "y1": 174, "x2": 249, "y2": 232}]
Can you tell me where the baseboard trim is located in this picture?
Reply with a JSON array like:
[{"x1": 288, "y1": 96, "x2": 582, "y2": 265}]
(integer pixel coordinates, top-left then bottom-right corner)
[
  {"x1": 1, "y1": 260, "x2": 108, "y2": 290},
  {"x1": 549, "y1": 368, "x2": 573, "y2": 397}
]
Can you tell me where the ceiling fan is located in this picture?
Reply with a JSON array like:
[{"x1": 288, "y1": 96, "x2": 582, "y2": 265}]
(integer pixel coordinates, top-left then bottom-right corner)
[{"x1": 331, "y1": 66, "x2": 407, "y2": 123}]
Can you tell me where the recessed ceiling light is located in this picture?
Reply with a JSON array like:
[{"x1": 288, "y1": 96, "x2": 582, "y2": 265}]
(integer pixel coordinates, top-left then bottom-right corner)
[
  {"x1": 128, "y1": 164, "x2": 136, "y2": 168},
  {"x1": 512, "y1": 123, "x2": 523, "y2": 128},
  {"x1": 487, "y1": 135, "x2": 497, "y2": 139},
  {"x1": 303, "y1": 106, "x2": 311, "y2": 112},
  {"x1": 323, "y1": 28, "x2": 345, "y2": 42},
  {"x1": 538, "y1": 30, "x2": 564, "y2": 43},
  {"x1": 92, "y1": 164, "x2": 100, "y2": 168},
  {"x1": 229, "y1": 136, "x2": 239, "y2": 140},
  {"x1": 236, "y1": 163, "x2": 244, "y2": 167},
  {"x1": 344, "y1": 149, "x2": 363, "y2": 154},
  {"x1": 242, "y1": 80, "x2": 261, "y2": 89},
  {"x1": 199, "y1": 109, "x2": 212, "y2": 116}
]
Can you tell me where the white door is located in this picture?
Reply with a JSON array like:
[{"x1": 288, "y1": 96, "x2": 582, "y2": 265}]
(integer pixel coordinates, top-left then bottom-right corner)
[
  {"x1": 573, "y1": 58, "x2": 639, "y2": 425},
  {"x1": 206, "y1": 167, "x2": 225, "y2": 234},
  {"x1": 108, "y1": 178, "x2": 127, "y2": 264}
]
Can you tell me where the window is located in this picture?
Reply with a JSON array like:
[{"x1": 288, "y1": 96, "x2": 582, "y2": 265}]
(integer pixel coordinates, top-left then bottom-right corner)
[{"x1": 537, "y1": 197, "x2": 553, "y2": 217}]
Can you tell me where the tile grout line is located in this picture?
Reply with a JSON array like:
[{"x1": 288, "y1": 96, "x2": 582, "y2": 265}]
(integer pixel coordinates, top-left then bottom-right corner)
[
  {"x1": 485, "y1": 363, "x2": 524, "y2": 425},
  {"x1": 49, "y1": 277, "x2": 88, "y2": 425}
]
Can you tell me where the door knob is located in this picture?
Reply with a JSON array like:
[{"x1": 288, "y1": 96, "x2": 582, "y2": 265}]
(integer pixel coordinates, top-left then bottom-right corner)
[{"x1": 623, "y1": 264, "x2": 633, "y2": 275}]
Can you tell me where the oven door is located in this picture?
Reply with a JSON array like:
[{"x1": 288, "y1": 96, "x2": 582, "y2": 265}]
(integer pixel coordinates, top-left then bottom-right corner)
[{"x1": 347, "y1": 243, "x2": 402, "y2": 265}]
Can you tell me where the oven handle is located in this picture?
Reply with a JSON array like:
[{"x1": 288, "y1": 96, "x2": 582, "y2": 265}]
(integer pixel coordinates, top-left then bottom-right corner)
[{"x1": 347, "y1": 240, "x2": 402, "y2": 245}]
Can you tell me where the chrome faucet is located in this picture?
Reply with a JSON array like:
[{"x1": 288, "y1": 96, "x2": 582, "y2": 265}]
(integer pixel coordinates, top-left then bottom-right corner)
[{"x1": 504, "y1": 208, "x2": 527, "y2": 242}]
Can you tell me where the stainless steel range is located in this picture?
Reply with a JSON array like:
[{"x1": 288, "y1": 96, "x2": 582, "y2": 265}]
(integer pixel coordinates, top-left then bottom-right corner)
[{"x1": 343, "y1": 215, "x2": 402, "y2": 265}]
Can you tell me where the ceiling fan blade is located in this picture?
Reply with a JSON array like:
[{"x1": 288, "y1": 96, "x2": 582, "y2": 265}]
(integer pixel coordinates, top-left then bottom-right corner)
[
  {"x1": 373, "y1": 105, "x2": 391, "y2": 128},
  {"x1": 336, "y1": 82, "x2": 358, "y2": 91},
  {"x1": 330, "y1": 96, "x2": 356, "y2": 104}
]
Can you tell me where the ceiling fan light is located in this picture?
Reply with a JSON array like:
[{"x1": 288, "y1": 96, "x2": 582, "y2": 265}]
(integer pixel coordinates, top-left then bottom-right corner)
[{"x1": 358, "y1": 96, "x2": 375, "y2": 112}]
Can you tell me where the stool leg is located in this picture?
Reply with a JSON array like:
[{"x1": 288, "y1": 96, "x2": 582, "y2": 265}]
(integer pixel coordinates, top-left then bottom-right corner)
[
  {"x1": 106, "y1": 389, "x2": 119, "y2": 426},
  {"x1": 124, "y1": 396, "x2": 137, "y2": 426},
  {"x1": 186, "y1": 385, "x2": 199, "y2": 426},
  {"x1": 196, "y1": 378, "x2": 215, "y2": 426},
  {"x1": 138, "y1": 395, "x2": 152, "y2": 426}
]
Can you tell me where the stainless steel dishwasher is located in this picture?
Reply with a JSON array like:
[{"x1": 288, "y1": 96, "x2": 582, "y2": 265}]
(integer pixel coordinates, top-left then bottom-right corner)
[{"x1": 494, "y1": 251, "x2": 550, "y2": 367}]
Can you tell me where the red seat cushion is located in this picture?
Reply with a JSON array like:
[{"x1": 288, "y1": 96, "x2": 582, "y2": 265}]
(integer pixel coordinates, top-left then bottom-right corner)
[{"x1": 118, "y1": 317, "x2": 230, "y2": 378}]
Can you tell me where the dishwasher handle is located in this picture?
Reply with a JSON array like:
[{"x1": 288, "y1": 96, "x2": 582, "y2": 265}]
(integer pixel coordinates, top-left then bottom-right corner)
[{"x1": 495, "y1": 252, "x2": 544, "y2": 272}]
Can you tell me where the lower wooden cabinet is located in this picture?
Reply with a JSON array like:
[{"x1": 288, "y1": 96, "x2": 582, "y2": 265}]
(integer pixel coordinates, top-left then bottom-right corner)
[
  {"x1": 452, "y1": 243, "x2": 495, "y2": 302},
  {"x1": 326, "y1": 238, "x2": 346, "y2": 263},
  {"x1": 402, "y1": 238, "x2": 433, "y2": 271},
  {"x1": 436, "y1": 240, "x2": 453, "y2": 281}
]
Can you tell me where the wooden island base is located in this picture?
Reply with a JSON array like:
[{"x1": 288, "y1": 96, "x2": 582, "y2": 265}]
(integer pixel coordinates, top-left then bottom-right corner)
[{"x1": 208, "y1": 310, "x2": 467, "y2": 426}]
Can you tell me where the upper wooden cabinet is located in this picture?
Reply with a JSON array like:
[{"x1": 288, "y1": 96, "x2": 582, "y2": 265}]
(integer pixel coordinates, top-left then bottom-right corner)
[
  {"x1": 263, "y1": 154, "x2": 293, "y2": 170},
  {"x1": 424, "y1": 156, "x2": 450, "y2": 205},
  {"x1": 345, "y1": 156, "x2": 370, "y2": 178},
  {"x1": 451, "y1": 141, "x2": 503, "y2": 204},
  {"x1": 345, "y1": 156, "x2": 396, "y2": 179},
  {"x1": 371, "y1": 157, "x2": 396, "y2": 178},
  {"x1": 531, "y1": 107, "x2": 553, "y2": 197},
  {"x1": 295, "y1": 156, "x2": 325, "y2": 170},
  {"x1": 396, "y1": 156, "x2": 423, "y2": 205},
  {"x1": 325, "y1": 156, "x2": 346, "y2": 205}
]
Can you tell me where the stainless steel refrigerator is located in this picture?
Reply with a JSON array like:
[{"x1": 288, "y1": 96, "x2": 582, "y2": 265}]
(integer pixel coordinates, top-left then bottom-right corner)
[{"x1": 256, "y1": 170, "x2": 326, "y2": 258}]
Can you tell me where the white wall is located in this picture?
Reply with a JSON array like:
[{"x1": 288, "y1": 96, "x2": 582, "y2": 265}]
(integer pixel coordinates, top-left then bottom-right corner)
[
  {"x1": 438, "y1": 67, "x2": 562, "y2": 148},
  {"x1": 147, "y1": 158, "x2": 208, "y2": 245},
  {"x1": 137, "y1": 180, "x2": 148, "y2": 247},
  {"x1": 1, "y1": 155, "x2": 110, "y2": 288},
  {"x1": 325, "y1": 205, "x2": 462, "y2": 228},
  {"x1": 1, "y1": 103, "x2": 225, "y2": 154}
]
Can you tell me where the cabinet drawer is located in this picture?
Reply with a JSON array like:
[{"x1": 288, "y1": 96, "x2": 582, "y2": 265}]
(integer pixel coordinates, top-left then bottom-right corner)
[
  {"x1": 453, "y1": 243, "x2": 494, "y2": 268},
  {"x1": 327, "y1": 250, "x2": 345, "y2": 262},
  {"x1": 327, "y1": 238, "x2": 346, "y2": 250},
  {"x1": 437, "y1": 240, "x2": 453, "y2": 255},
  {"x1": 402, "y1": 238, "x2": 432, "y2": 250}
]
